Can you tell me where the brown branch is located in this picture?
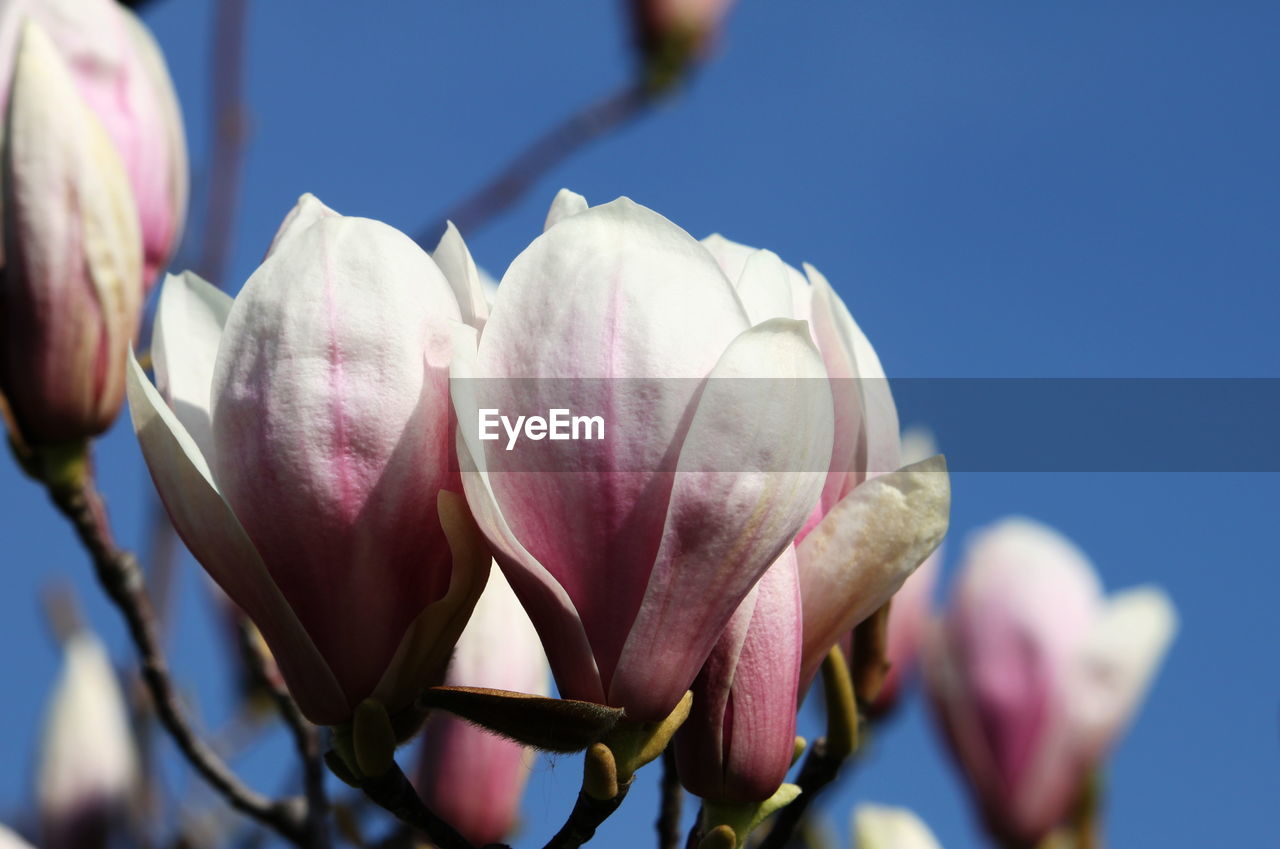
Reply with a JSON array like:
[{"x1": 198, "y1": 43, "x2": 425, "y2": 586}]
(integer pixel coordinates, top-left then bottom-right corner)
[
  {"x1": 416, "y1": 82, "x2": 654, "y2": 247},
  {"x1": 237, "y1": 620, "x2": 331, "y2": 849},
  {"x1": 41, "y1": 464, "x2": 311, "y2": 846},
  {"x1": 197, "y1": 0, "x2": 250, "y2": 289},
  {"x1": 657, "y1": 748, "x2": 683, "y2": 849},
  {"x1": 356, "y1": 763, "x2": 484, "y2": 849},
  {"x1": 541, "y1": 781, "x2": 632, "y2": 849}
]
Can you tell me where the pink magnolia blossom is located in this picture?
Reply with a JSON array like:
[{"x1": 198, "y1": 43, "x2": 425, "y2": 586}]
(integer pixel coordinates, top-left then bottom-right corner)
[
  {"x1": 698, "y1": 234, "x2": 950, "y2": 689},
  {"x1": 924, "y1": 518, "x2": 1177, "y2": 846},
  {"x1": 0, "y1": 0, "x2": 187, "y2": 287},
  {"x1": 37, "y1": 631, "x2": 138, "y2": 849},
  {"x1": 127, "y1": 195, "x2": 490, "y2": 725},
  {"x1": 417, "y1": 567, "x2": 549, "y2": 845},
  {"x1": 674, "y1": 546, "x2": 802, "y2": 803},
  {"x1": 0, "y1": 19, "x2": 141, "y2": 444},
  {"x1": 451, "y1": 190, "x2": 834, "y2": 720}
]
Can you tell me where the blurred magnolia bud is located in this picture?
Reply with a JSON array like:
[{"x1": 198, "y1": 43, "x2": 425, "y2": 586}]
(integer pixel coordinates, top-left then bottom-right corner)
[
  {"x1": 0, "y1": 19, "x2": 142, "y2": 447},
  {"x1": 674, "y1": 547, "x2": 802, "y2": 804},
  {"x1": 854, "y1": 804, "x2": 944, "y2": 849},
  {"x1": 924, "y1": 518, "x2": 1177, "y2": 847},
  {"x1": 0, "y1": 0, "x2": 188, "y2": 287},
  {"x1": 0, "y1": 825, "x2": 35, "y2": 849},
  {"x1": 628, "y1": 0, "x2": 737, "y2": 86},
  {"x1": 37, "y1": 631, "x2": 138, "y2": 849},
  {"x1": 417, "y1": 567, "x2": 550, "y2": 846}
]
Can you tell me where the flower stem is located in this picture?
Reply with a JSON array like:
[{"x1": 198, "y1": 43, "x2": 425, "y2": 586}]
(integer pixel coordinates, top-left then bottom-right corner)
[
  {"x1": 36, "y1": 447, "x2": 313, "y2": 846},
  {"x1": 657, "y1": 747, "x2": 684, "y2": 849}
]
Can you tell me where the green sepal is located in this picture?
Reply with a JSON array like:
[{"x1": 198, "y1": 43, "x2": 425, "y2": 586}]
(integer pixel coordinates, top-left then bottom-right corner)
[
  {"x1": 701, "y1": 783, "x2": 802, "y2": 847},
  {"x1": 603, "y1": 690, "x2": 693, "y2": 784}
]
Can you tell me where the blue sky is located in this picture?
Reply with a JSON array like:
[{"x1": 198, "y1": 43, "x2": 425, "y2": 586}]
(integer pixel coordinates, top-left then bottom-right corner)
[{"x1": 1, "y1": 1, "x2": 1276, "y2": 847}]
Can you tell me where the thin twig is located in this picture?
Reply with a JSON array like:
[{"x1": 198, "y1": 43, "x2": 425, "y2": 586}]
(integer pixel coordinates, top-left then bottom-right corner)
[
  {"x1": 657, "y1": 748, "x2": 683, "y2": 849},
  {"x1": 756, "y1": 739, "x2": 850, "y2": 849},
  {"x1": 237, "y1": 620, "x2": 332, "y2": 849},
  {"x1": 43, "y1": 469, "x2": 311, "y2": 846},
  {"x1": 416, "y1": 82, "x2": 653, "y2": 247},
  {"x1": 197, "y1": 0, "x2": 250, "y2": 290},
  {"x1": 541, "y1": 782, "x2": 633, "y2": 849},
  {"x1": 357, "y1": 763, "x2": 483, "y2": 849}
]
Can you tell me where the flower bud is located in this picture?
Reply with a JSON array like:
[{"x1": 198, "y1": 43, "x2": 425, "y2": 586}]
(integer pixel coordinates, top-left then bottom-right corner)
[
  {"x1": 128, "y1": 195, "x2": 491, "y2": 726},
  {"x1": 0, "y1": 19, "x2": 142, "y2": 445},
  {"x1": 417, "y1": 567, "x2": 550, "y2": 845},
  {"x1": 37, "y1": 631, "x2": 138, "y2": 849},
  {"x1": 854, "y1": 804, "x2": 944, "y2": 849},
  {"x1": 675, "y1": 547, "x2": 802, "y2": 803},
  {"x1": 629, "y1": 0, "x2": 738, "y2": 84},
  {"x1": 0, "y1": 0, "x2": 188, "y2": 287},
  {"x1": 924, "y1": 518, "x2": 1177, "y2": 846}
]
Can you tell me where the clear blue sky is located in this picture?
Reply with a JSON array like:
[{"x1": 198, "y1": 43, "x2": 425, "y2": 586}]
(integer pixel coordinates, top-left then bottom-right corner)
[{"x1": 1, "y1": 1, "x2": 1276, "y2": 847}]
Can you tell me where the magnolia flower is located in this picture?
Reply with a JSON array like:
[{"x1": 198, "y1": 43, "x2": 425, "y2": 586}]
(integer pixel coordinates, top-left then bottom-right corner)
[
  {"x1": 0, "y1": 0, "x2": 187, "y2": 286},
  {"x1": 0, "y1": 825, "x2": 36, "y2": 849},
  {"x1": 127, "y1": 195, "x2": 490, "y2": 726},
  {"x1": 698, "y1": 233, "x2": 950, "y2": 688},
  {"x1": 674, "y1": 546, "x2": 802, "y2": 803},
  {"x1": 924, "y1": 518, "x2": 1177, "y2": 847},
  {"x1": 37, "y1": 631, "x2": 137, "y2": 849},
  {"x1": 452, "y1": 190, "x2": 834, "y2": 720},
  {"x1": 417, "y1": 567, "x2": 550, "y2": 845},
  {"x1": 0, "y1": 19, "x2": 141, "y2": 445},
  {"x1": 865, "y1": 428, "x2": 944, "y2": 715},
  {"x1": 854, "y1": 804, "x2": 944, "y2": 849}
]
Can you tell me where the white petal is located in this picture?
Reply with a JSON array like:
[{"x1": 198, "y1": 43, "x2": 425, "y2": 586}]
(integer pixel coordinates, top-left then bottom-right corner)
[
  {"x1": 450, "y1": 323, "x2": 605, "y2": 704},
  {"x1": 433, "y1": 221, "x2": 489, "y2": 330},
  {"x1": 734, "y1": 248, "x2": 798, "y2": 324},
  {"x1": 543, "y1": 187, "x2": 588, "y2": 230},
  {"x1": 797, "y1": 455, "x2": 950, "y2": 684},
  {"x1": 151, "y1": 271, "x2": 231, "y2": 462},
  {"x1": 1072, "y1": 586, "x2": 1177, "y2": 756},
  {"x1": 610, "y1": 318, "x2": 834, "y2": 717},
  {"x1": 126, "y1": 351, "x2": 348, "y2": 723},
  {"x1": 264, "y1": 193, "x2": 336, "y2": 258},
  {"x1": 807, "y1": 263, "x2": 900, "y2": 483}
]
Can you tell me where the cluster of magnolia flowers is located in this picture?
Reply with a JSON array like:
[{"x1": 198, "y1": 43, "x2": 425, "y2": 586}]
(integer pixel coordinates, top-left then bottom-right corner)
[{"x1": 0, "y1": 3, "x2": 1178, "y2": 849}]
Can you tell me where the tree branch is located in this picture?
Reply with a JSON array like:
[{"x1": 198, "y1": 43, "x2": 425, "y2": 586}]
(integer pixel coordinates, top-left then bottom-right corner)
[
  {"x1": 541, "y1": 782, "x2": 632, "y2": 849},
  {"x1": 42, "y1": 463, "x2": 311, "y2": 846},
  {"x1": 657, "y1": 748, "x2": 683, "y2": 849},
  {"x1": 197, "y1": 0, "x2": 250, "y2": 290},
  {"x1": 238, "y1": 619, "x2": 331, "y2": 849},
  {"x1": 356, "y1": 763, "x2": 482, "y2": 849},
  {"x1": 416, "y1": 82, "x2": 653, "y2": 247}
]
